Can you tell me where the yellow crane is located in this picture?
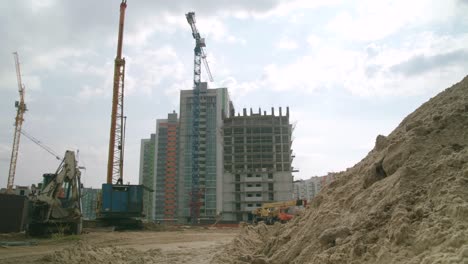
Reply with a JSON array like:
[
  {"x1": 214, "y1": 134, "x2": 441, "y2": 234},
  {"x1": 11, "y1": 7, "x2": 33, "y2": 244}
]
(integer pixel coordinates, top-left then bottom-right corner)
[
  {"x1": 107, "y1": 0, "x2": 127, "y2": 185},
  {"x1": 6, "y1": 52, "x2": 27, "y2": 193},
  {"x1": 252, "y1": 199, "x2": 306, "y2": 224}
]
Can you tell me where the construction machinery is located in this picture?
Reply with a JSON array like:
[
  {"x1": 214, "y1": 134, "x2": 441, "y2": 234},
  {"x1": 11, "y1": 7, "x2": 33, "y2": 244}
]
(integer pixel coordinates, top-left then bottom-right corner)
[
  {"x1": 252, "y1": 199, "x2": 306, "y2": 225},
  {"x1": 97, "y1": 0, "x2": 145, "y2": 229},
  {"x1": 27, "y1": 150, "x2": 82, "y2": 236},
  {"x1": 6, "y1": 52, "x2": 27, "y2": 193},
  {"x1": 185, "y1": 11, "x2": 213, "y2": 224}
]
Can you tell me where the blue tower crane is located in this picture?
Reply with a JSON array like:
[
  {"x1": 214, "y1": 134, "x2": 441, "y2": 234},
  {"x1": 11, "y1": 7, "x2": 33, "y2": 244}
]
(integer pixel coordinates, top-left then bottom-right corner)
[{"x1": 186, "y1": 12, "x2": 213, "y2": 224}]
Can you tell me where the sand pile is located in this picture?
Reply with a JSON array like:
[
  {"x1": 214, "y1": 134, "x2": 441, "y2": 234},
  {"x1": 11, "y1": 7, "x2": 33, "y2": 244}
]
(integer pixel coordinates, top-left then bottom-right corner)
[
  {"x1": 212, "y1": 76, "x2": 468, "y2": 264},
  {"x1": 39, "y1": 237, "x2": 226, "y2": 264},
  {"x1": 40, "y1": 242, "x2": 163, "y2": 263}
]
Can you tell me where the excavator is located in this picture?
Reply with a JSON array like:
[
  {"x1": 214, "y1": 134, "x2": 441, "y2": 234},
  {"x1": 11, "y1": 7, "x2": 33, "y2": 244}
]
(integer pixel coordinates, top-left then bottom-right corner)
[
  {"x1": 252, "y1": 199, "x2": 306, "y2": 225},
  {"x1": 27, "y1": 150, "x2": 82, "y2": 236}
]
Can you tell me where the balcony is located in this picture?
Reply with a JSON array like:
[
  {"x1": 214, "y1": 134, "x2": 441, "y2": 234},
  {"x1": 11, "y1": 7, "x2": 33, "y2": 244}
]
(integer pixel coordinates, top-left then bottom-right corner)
[
  {"x1": 244, "y1": 196, "x2": 263, "y2": 202},
  {"x1": 245, "y1": 187, "x2": 263, "y2": 192}
]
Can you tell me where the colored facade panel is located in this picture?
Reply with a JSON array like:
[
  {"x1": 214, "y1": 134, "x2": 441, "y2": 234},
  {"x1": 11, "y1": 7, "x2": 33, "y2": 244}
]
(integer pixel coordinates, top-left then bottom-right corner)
[{"x1": 154, "y1": 112, "x2": 179, "y2": 222}]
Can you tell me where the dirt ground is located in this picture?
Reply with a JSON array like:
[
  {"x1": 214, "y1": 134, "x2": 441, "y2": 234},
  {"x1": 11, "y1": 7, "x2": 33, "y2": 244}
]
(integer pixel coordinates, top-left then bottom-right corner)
[{"x1": 0, "y1": 227, "x2": 239, "y2": 264}]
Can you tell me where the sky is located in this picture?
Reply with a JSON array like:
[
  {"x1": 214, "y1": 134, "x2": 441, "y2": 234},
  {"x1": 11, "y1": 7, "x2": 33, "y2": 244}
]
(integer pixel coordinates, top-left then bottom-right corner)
[{"x1": 1, "y1": 0, "x2": 468, "y2": 189}]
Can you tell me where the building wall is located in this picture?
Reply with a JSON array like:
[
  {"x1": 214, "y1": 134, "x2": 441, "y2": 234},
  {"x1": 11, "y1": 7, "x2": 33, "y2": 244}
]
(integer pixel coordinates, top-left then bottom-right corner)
[
  {"x1": 222, "y1": 107, "x2": 294, "y2": 222},
  {"x1": 177, "y1": 83, "x2": 232, "y2": 223},
  {"x1": 154, "y1": 112, "x2": 178, "y2": 222},
  {"x1": 139, "y1": 135, "x2": 156, "y2": 221}
]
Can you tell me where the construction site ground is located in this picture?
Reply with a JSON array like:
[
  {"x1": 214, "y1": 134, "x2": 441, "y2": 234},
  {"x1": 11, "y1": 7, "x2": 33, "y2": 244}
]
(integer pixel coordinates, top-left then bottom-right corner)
[{"x1": 0, "y1": 226, "x2": 238, "y2": 264}]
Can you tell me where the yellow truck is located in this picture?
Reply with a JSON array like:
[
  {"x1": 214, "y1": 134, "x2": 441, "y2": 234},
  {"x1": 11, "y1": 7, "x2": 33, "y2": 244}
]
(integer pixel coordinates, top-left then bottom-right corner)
[{"x1": 251, "y1": 199, "x2": 306, "y2": 224}]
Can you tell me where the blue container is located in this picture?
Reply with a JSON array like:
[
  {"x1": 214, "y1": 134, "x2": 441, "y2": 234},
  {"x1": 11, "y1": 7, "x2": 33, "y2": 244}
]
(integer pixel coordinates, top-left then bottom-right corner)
[{"x1": 100, "y1": 184, "x2": 143, "y2": 218}]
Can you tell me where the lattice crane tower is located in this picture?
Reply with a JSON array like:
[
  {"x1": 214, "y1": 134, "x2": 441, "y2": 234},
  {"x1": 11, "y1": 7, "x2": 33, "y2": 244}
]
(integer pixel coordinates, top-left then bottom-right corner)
[
  {"x1": 107, "y1": 0, "x2": 127, "y2": 185},
  {"x1": 6, "y1": 52, "x2": 28, "y2": 192},
  {"x1": 186, "y1": 11, "x2": 213, "y2": 223}
]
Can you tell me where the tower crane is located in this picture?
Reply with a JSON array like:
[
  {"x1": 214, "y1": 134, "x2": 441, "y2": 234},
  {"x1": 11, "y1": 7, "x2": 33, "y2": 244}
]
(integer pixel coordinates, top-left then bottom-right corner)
[
  {"x1": 185, "y1": 12, "x2": 213, "y2": 223},
  {"x1": 107, "y1": 0, "x2": 127, "y2": 185},
  {"x1": 6, "y1": 52, "x2": 27, "y2": 193},
  {"x1": 186, "y1": 12, "x2": 213, "y2": 85}
]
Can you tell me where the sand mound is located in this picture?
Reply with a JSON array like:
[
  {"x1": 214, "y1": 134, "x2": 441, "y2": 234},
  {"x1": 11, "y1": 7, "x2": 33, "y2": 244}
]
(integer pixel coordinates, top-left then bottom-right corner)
[
  {"x1": 212, "y1": 75, "x2": 468, "y2": 264},
  {"x1": 40, "y1": 242, "x2": 163, "y2": 263}
]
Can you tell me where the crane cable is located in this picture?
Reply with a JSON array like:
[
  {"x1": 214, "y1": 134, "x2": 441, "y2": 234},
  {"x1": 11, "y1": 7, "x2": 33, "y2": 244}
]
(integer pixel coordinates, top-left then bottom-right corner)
[{"x1": 20, "y1": 130, "x2": 62, "y2": 160}]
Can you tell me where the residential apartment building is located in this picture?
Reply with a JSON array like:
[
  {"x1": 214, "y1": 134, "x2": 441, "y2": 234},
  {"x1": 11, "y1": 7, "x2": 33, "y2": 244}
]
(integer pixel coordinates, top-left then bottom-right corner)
[
  {"x1": 154, "y1": 112, "x2": 178, "y2": 222},
  {"x1": 293, "y1": 173, "x2": 337, "y2": 201},
  {"x1": 222, "y1": 107, "x2": 294, "y2": 222},
  {"x1": 139, "y1": 134, "x2": 156, "y2": 220},
  {"x1": 177, "y1": 83, "x2": 233, "y2": 223}
]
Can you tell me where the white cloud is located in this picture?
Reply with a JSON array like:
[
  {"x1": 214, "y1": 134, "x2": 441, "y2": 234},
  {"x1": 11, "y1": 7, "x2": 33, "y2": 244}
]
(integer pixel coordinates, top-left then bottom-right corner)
[
  {"x1": 30, "y1": 48, "x2": 91, "y2": 72},
  {"x1": 219, "y1": 76, "x2": 261, "y2": 100},
  {"x1": 253, "y1": 32, "x2": 468, "y2": 97},
  {"x1": 276, "y1": 37, "x2": 299, "y2": 50},
  {"x1": 125, "y1": 45, "x2": 187, "y2": 96},
  {"x1": 164, "y1": 79, "x2": 191, "y2": 109},
  {"x1": 290, "y1": 109, "x2": 398, "y2": 178},
  {"x1": 327, "y1": 0, "x2": 458, "y2": 42},
  {"x1": 0, "y1": 143, "x2": 10, "y2": 161},
  {"x1": 197, "y1": 17, "x2": 246, "y2": 45},
  {"x1": 0, "y1": 70, "x2": 20, "y2": 92},
  {"x1": 250, "y1": 0, "x2": 341, "y2": 19},
  {"x1": 306, "y1": 34, "x2": 321, "y2": 48},
  {"x1": 30, "y1": 0, "x2": 56, "y2": 10},
  {"x1": 78, "y1": 84, "x2": 107, "y2": 100}
]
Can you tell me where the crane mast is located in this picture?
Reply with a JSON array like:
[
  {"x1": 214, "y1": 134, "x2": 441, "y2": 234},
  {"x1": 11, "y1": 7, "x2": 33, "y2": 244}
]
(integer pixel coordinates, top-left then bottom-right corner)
[
  {"x1": 107, "y1": 0, "x2": 127, "y2": 185},
  {"x1": 185, "y1": 12, "x2": 213, "y2": 223},
  {"x1": 7, "y1": 52, "x2": 27, "y2": 192}
]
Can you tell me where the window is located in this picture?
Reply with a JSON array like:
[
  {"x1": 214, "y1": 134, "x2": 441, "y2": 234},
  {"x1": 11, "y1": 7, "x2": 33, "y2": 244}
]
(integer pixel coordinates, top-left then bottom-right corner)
[
  {"x1": 247, "y1": 194, "x2": 253, "y2": 197},
  {"x1": 255, "y1": 184, "x2": 261, "y2": 187},
  {"x1": 268, "y1": 193, "x2": 274, "y2": 200},
  {"x1": 255, "y1": 193, "x2": 262, "y2": 197},
  {"x1": 247, "y1": 174, "x2": 252, "y2": 178},
  {"x1": 256, "y1": 174, "x2": 261, "y2": 178},
  {"x1": 247, "y1": 184, "x2": 253, "y2": 187},
  {"x1": 268, "y1": 183, "x2": 274, "y2": 191},
  {"x1": 256, "y1": 203, "x2": 262, "y2": 207},
  {"x1": 247, "y1": 204, "x2": 253, "y2": 207},
  {"x1": 268, "y1": 173, "x2": 273, "y2": 179}
]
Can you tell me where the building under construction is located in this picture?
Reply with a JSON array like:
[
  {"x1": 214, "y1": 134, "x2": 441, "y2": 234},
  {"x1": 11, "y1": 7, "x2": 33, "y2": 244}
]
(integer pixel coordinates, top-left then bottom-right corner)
[
  {"x1": 177, "y1": 83, "x2": 233, "y2": 223},
  {"x1": 221, "y1": 107, "x2": 294, "y2": 222}
]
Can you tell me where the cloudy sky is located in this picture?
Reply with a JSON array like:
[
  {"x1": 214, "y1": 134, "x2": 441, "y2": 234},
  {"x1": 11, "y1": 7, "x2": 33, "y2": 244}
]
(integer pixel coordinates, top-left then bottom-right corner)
[{"x1": 1, "y1": 0, "x2": 467, "y2": 189}]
